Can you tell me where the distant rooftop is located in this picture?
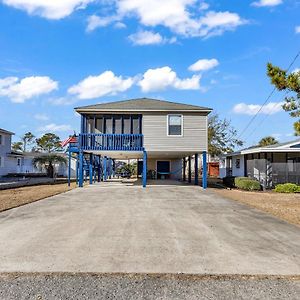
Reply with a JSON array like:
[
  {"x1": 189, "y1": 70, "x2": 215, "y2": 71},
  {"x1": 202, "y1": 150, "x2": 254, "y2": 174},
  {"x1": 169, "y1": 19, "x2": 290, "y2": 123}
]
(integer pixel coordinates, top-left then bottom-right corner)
[
  {"x1": 223, "y1": 138, "x2": 300, "y2": 156},
  {"x1": 0, "y1": 128, "x2": 14, "y2": 135},
  {"x1": 75, "y1": 98, "x2": 212, "y2": 113}
]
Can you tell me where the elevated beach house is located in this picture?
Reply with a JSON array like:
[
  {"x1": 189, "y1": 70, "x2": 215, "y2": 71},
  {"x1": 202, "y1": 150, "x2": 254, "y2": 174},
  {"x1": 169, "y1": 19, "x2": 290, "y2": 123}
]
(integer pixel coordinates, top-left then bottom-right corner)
[{"x1": 74, "y1": 98, "x2": 212, "y2": 188}]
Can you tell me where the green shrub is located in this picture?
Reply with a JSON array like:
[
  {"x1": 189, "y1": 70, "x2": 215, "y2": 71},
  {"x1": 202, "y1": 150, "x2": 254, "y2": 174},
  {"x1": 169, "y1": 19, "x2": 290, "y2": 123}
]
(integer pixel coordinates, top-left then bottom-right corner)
[
  {"x1": 235, "y1": 179, "x2": 261, "y2": 191},
  {"x1": 274, "y1": 183, "x2": 300, "y2": 193},
  {"x1": 234, "y1": 177, "x2": 250, "y2": 186}
]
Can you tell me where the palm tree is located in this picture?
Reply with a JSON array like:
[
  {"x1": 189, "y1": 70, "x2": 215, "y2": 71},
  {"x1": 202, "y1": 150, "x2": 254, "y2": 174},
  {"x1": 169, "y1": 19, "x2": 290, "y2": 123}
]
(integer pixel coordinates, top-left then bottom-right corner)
[
  {"x1": 21, "y1": 132, "x2": 35, "y2": 152},
  {"x1": 258, "y1": 136, "x2": 278, "y2": 147},
  {"x1": 32, "y1": 154, "x2": 67, "y2": 178},
  {"x1": 12, "y1": 142, "x2": 23, "y2": 152}
]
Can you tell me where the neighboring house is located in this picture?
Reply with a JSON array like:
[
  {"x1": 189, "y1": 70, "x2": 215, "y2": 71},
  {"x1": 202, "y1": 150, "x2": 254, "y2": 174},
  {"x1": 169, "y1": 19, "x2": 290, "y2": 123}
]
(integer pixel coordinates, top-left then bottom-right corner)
[
  {"x1": 0, "y1": 128, "x2": 22, "y2": 176},
  {"x1": 74, "y1": 98, "x2": 212, "y2": 187},
  {"x1": 0, "y1": 128, "x2": 75, "y2": 178},
  {"x1": 219, "y1": 139, "x2": 300, "y2": 188}
]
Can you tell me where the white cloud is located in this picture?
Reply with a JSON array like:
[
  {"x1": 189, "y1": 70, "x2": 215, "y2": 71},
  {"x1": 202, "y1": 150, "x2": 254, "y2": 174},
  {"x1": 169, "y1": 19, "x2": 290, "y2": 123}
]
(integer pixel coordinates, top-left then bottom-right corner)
[
  {"x1": 138, "y1": 66, "x2": 201, "y2": 92},
  {"x1": 115, "y1": 1, "x2": 246, "y2": 38},
  {"x1": 0, "y1": 76, "x2": 58, "y2": 103},
  {"x1": 34, "y1": 113, "x2": 49, "y2": 121},
  {"x1": 48, "y1": 97, "x2": 78, "y2": 106},
  {"x1": 2, "y1": 0, "x2": 94, "y2": 19},
  {"x1": 199, "y1": 2, "x2": 209, "y2": 10},
  {"x1": 68, "y1": 71, "x2": 134, "y2": 99},
  {"x1": 188, "y1": 58, "x2": 219, "y2": 72},
  {"x1": 128, "y1": 30, "x2": 176, "y2": 45},
  {"x1": 86, "y1": 15, "x2": 119, "y2": 32},
  {"x1": 233, "y1": 102, "x2": 284, "y2": 115},
  {"x1": 38, "y1": 123, "x2": 72, "y2": 132},
  {"x1": 295, "y1": 26, "x2": 300, "y2": 34},
  {"x1": 251, "y1": 0, "x2": 282, "y2": 7},
  {"x1": 198, "y1": 11, "x2": 246, "y2": 38},
  {"x1": 114, "y1": 22, "x2": 126, "y2": 29},
  {"x1": 292, "y1": 68, "x2": 300, "y2": 74}
]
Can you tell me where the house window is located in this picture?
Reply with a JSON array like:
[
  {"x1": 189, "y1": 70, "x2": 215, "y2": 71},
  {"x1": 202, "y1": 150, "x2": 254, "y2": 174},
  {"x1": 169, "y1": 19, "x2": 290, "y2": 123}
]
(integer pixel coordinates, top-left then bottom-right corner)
[
  {"x1": 236, "y1": 158, "x2": 240, "y2": 169},
  {"x1": 0, "y1": 135, "x2": 2, "y2": 145},
  {"x1": 17, "y1": 158, "x2": 21, "y2": 166},
  {"x1": 0, "y1": 156, "x2": 2, "y2": 167},
  {"x1": 168, "y1": 115, "x2": 183, "y2": 136}
]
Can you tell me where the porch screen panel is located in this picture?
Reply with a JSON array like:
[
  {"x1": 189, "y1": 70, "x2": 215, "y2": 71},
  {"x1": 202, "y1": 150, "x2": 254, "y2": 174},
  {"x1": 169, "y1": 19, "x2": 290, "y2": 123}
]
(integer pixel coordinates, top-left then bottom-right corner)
[
  {"x1": 87, "y1": 118, "x2": 94, "y2": 133},
  {"x1": 105, "y1": 117, "x2": 113, "y2": 134},
  {"x1": 114, "y1": 116, "x2": 122, "y2": 134},
  {"x1": 95, "y1": 118, "x2": 103, "y2": 133},
  {"x1": 123, "y1": 117, "x2": 130, "y2": 134},
  {"x1": 132, "y1": 116, "x2": 140, "y2": 134}
]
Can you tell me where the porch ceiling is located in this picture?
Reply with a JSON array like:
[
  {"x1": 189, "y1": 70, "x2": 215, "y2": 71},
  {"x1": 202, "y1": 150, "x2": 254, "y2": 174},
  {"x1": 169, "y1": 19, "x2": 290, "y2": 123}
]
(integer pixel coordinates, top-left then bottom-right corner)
[{"x1": 84, "y1": 150, "x2": 201, "y2": 160}]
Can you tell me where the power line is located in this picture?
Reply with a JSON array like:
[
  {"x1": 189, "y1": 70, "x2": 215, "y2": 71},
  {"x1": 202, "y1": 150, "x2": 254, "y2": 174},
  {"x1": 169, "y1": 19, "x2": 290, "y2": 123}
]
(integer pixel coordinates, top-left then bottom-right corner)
[
  {"x1": 236, "y1": 49, "x2": 300, "y2": 141},
  {"x1": 246, "y1": 90, "x2": 290, "y2": 140}
]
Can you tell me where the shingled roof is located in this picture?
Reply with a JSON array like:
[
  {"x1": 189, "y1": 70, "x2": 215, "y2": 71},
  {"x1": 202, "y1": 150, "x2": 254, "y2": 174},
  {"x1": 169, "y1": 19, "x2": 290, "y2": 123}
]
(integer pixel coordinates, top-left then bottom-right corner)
[
  {"x1": 0, "y1": 128, "x2": 14, "y2": 135},
  {"x1": 75, "y1": 98, "x2": 212, "y2": 113}
]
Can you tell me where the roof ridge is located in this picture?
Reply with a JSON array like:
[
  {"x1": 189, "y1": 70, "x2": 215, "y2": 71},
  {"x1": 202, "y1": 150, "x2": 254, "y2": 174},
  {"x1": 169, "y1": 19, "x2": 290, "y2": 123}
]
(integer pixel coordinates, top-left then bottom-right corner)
[{"x1": 74, "y1": 97, "x2": 212, "y2": 111}]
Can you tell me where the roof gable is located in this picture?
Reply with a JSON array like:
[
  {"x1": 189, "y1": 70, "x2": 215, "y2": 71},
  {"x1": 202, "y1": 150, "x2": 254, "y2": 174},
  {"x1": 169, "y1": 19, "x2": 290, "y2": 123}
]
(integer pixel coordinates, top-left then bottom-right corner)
[
  {"x1": 75, "y1": 98, "x2": 212, "y2": 113},
  {"x1": 0, "y1": 128, "x2": 14, "y2": 135}
]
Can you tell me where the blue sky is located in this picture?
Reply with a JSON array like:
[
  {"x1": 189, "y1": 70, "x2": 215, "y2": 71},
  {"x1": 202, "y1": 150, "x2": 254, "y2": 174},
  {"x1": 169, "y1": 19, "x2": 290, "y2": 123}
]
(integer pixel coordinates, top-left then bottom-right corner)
[{"x1": 0, "y1": 0, "x2": 299, "y2": 147}]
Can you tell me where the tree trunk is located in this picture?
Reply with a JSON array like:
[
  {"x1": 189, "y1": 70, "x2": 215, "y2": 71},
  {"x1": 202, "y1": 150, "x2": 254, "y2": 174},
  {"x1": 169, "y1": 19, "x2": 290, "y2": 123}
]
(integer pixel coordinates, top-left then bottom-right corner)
[{"x1": 47, "y1": 164, "x2": 54, "y2": 178}]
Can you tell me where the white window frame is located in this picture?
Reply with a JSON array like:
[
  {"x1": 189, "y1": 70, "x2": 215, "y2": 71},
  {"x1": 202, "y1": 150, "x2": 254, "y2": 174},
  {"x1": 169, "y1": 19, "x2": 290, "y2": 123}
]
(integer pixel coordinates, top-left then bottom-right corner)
[{"x1": 167, "y1": 114, "x2": 183, "y2": 137}]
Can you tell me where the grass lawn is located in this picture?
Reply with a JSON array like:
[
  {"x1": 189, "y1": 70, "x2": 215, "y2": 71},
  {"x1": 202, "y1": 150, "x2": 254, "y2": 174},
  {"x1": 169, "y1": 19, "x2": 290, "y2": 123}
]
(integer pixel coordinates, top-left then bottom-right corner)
[
  {"x1": 0, "y1": 182, "x2": 77, "y2": 212},
  {"x1": 214, "y1": 188, "x2": 300, "y2": 226}
]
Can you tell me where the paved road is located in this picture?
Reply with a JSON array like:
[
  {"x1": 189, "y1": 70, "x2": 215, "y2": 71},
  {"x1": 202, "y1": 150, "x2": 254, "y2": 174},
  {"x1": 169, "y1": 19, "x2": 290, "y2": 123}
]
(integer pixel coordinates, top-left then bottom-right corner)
[
  {"x1": 0, "y1": 273, "x2": 300, "y2": 300},
  {"x1": 0, "y1": 182, "x2": 299, "y2": 274}
]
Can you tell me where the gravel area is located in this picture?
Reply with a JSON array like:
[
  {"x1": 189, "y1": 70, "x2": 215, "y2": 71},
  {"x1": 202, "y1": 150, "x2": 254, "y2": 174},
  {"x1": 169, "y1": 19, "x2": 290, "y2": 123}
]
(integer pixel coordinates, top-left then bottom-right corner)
[
  {"x1": 0, "y1": 183, "x2": 76, "y2": 212},
  {"x1": 0, "y1": 273, "x2": 299, "y2": 300},
  {"x1": 213, "y1": 188, "x2": 300, "y2": 226}
]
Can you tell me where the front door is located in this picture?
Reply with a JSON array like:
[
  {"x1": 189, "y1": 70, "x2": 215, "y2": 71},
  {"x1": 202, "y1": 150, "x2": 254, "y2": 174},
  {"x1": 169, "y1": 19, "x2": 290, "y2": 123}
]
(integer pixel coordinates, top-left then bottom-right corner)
[{"x1": 157, "y1": 161, "x2": 170, "y2": 179}]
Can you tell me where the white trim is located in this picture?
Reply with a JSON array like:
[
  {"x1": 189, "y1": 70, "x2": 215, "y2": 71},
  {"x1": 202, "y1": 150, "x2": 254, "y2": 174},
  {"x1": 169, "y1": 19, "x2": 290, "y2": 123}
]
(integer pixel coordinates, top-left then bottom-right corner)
[
  {"x1": 156, "y1": 160, "x2": 172, "y2": 179},
  {"x1": 166, "y1": 114, "x2": 183, "y2": 137},
  {"x1": 76, "y1": 109, "x2": 212, "y2": 114}
]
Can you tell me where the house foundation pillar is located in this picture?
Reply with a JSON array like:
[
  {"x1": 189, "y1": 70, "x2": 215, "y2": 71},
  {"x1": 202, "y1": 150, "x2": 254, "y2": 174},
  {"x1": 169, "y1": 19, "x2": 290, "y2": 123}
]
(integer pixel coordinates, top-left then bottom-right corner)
[
  {"x1": 194, "y1": 153, "x2": 199, "y2": 185},
  {"x1": 202, "y1": 151, "x2": 207, "y2": 189},
  {"x1": 103, "y1": 156, "x2": 107, "y2": 181},
  {"x1": 89, "y1": 153, "x2": 93, "y2": 185},
  {"x1": 79, "y1": 151, "x2": 84, "y2": 187},
  {"x1": 182, "y1": 158, "x2": 186, "y2": 181},
  {"x1": 143, "y1": 151, "x2": 147, "y2": 188},
  {"x1": 188, "y1": 156, "x2": 192, "y2": 183}
]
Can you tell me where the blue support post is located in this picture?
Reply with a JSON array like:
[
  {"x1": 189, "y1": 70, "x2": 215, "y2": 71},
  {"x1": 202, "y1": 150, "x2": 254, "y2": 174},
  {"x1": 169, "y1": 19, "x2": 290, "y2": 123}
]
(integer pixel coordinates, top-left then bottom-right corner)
[
  {"x1": 202, "y1": 151, "x2": 207, "y2": 190},
  {"x1": 103, "y1": 156, "x2": 107, "y2": 181},
  {"x1": 143, "y1": 151, "x2": 147, "y2": 188},
  {"x1": 97, "y1": 156, "x2": 101, "y2": 182},
  {"x1": 194, "y1": 153, "x2": 199, "y2": 186},
  {"x1": 76, "y1": 154, "x2": 79, "y2": 185},
  {"x1": 89, "y1": 153, "x2": 93, "y2": 185},
  {"x1": 79, "y1": 151, "x2": 84, "y2": 187},
  {"x1": 68, "y1": 147, "x2": 71, "y2": 187}
]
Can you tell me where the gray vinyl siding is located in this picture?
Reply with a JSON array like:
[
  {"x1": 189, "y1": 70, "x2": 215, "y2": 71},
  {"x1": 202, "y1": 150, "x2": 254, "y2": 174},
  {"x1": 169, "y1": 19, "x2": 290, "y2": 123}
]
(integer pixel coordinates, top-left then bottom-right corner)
[
  {"x1": 143, "y1": 112, "x2": 208, "y2": 152},
  {"x1": 0, "y1": 133, "x2": 16, "y2": 176}
]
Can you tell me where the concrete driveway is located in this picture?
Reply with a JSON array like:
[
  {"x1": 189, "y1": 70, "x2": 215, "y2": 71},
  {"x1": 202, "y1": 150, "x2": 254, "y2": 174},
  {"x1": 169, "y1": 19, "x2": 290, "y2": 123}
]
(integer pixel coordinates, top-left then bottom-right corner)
[{"x1": 0, "y1": 182, "x2": 299, "y2": 274}]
